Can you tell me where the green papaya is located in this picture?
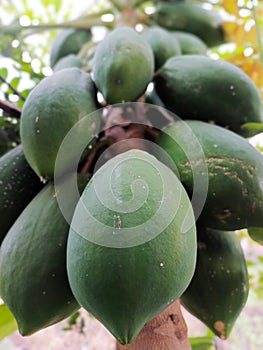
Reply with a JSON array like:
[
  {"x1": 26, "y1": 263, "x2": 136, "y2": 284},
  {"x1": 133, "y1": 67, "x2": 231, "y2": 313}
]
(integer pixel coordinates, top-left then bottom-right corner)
[
  {"x1": 0, "y1": 145, "x2": 44, "y2": 245},
  {"x1": 171, "y1": 31, "x2": 207, "y2": 55},
  {"x1": 67, "y1": 149, "x2": 196, "y2": 344},
  {"x1": 153, "y1": 2, "x2": 225, "y2": 47},
  {"x1": 20, "y1": 67, "x2": 100, "y2": 181},
  {"x1": 0, "y1": 174, "x2": 87, "y2": 335},
  {"x1": 181, "y1": 226, "x2": 249, "y2": 339},
  {"x1": 154, "y1": 55, "x2": 263, "y2": 132},
  {"x1": 0, "y1": 129, "x2": 9, "y2": 156},
  {"x1": 141, "y1": 26, "x2": 181, "y2": 70},
  {"x1": 157, "y1": 120, "x2": 263, "y2": 230},
  {"x1": 49, "y1": 28, "x2": 91, "y2": 68},
  {"x1": 93, "y1": 27, "x2": 154, "y2": 104},
  {"x1": 247, "y1": 227, "x2": 263, "y2": 245},
  {"x1": 52, "y1": 54, "x2": 85, "y2": 72}
]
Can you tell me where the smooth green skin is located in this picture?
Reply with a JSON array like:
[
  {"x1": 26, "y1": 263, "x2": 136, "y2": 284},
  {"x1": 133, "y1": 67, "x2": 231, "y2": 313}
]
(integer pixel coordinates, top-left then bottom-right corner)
[
  {"x1": 20, "y1": 68, "x2": 99, "y2": 181},
  {"x1": 67, "y1": 149, "x2": 196, "y2": 344},
  {"x1": 49, "y1": 29, "x2": 91, "y2": 68},
  {"x1": 0, "y1": 145, "x2": 44, "y2": 245},
  {"x1": 0, "y1": 129, "x2": 9, "y2": 156},
  {"x1": 141, "y1": 26, "x2": 181, "y2": 70},
  {"x1": 157, "y1": 120, "x2": 263, "y2": 230},
  {"x1": 0, "y1": 175, "x2": 88, "y2": 335},
  {"x1": 155, "y1": 55, "x2": 263, "y2": 132},
  {"x1": 181, "y1": 226, "x2": 249, "y2": 339},
  {"x1": 171, "y1": 31, "x2": 207, "y2": 55},
  {"x1": 153, "y1": 2, "x2": 225, "y2": 47},
  {"x1": 93, "y1": 27, "x2": 154, "y2": 104},
  {"x1": 52, "y1": 54, "x2": 85, "y2": 72},
  {"x1": 247, "y1": 227, "x2": 263, "y2": 245}
]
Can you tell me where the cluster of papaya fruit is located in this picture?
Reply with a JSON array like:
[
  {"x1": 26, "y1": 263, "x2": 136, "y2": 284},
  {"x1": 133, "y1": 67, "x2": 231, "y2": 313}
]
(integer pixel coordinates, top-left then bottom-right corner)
[{"x1": 1, "y1": 0, "x2": 263, "y2": 346}]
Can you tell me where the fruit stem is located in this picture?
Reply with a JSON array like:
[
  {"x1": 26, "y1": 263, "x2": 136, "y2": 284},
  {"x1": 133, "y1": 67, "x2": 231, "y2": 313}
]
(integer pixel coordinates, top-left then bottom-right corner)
[
  {"x1": 115, "y1": 300, "x2": 191, "y2": 350},
  {"x1": 77, "y1": 40, "x2": 97, "y2": 61}
]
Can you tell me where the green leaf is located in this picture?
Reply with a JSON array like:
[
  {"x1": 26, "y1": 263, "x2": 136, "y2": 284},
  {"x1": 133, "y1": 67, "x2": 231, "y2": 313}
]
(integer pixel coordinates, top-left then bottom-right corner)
[
  {"x1": 10, "y1": 77, "x2": 20, "y2": 90},
  {"x1": 246, "y1": 259, "x2": 256, "y2": 267},
  {"x1": 41, "y1": 0, "x2": 63, "y2": 12},
  {"x1": 0, "y1": 304, "x2": 17, "y2": 340},
  {"x1": 189, "y1": 336, "x2": 214, "y2": 350},
  {"x1": 0, "y1": 68, "x2": 8, "y2": 80},
  {"x1": 67, "y1": 311, "x2": 80, "y2": 326}
]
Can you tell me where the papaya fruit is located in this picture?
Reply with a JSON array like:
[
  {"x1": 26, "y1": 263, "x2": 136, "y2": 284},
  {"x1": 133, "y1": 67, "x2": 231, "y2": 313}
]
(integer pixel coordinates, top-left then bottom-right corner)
[
  {"x1": 93, "y1": 27, "x2": 154, "y2": 104},
  {"x1": 0, "y1": 174, "x2": 88, "y2": 335},
  {"x1": 0, "y1": 145, "x2": 44, "y2": 245},
  {"x1": 49, "y1": 28, "x2": 91, "y2": 68},
  {"x1": 181, "y1": 226, "x2": 249, "y2": 339},
  {"x1": 153, "y1": 2, "x2": 225, "y2": 47},
  {"x1": 154, "y1": 55, "x2": 263, "y2": 132},
  {"x1": 157, "y1": 120, "x2": 263, "y2": 230},
  {"x1": 20, "y1": 67, "x2": 100, "y2": 181},
  {"x1": 67, "y1": 149, "x2": 197, "y2": 344},
  {"x1": 52, "y1": 54, "x2": 85, "y2": 72},
  {"x1": 171, "y1": 31, "x2": 207, "y2": 55},
  {"x1": 0, "y1": 129, "x2": 9, "y2": 156},
  {"x1": 141, "y1": 26, "x2": 181, "y2": 70},
  {"x1": 247, "y1": 227, "x2": 263, "y2": 245}
]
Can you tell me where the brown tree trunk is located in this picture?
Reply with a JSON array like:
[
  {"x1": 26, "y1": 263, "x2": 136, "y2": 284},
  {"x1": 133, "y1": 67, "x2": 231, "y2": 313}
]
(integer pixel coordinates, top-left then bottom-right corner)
[{"x1": 116, "y1": 300, "x2": 191, "y2": 350}]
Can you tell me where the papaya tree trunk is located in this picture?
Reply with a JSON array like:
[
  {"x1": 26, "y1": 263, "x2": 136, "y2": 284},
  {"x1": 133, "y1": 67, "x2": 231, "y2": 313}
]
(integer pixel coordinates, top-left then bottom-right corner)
[{"x1": 116, "y1": 300, "x2": 191, "y2": 350}]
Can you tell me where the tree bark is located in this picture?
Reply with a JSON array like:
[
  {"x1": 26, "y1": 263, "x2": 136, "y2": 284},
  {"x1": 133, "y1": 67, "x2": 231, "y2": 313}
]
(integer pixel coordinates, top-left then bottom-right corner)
[{"x1": 116, "y1": 300, "x2": 191, "y2": 350}]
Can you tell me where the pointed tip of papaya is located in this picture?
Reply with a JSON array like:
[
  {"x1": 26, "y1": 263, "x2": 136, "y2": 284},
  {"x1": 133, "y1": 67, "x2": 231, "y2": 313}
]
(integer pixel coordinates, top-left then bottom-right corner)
[
  {"x1": 115, "y1": 333, "x2": 134, "y2": 345},
  {"x1": 115, "y1": 327, "x2": 141, "y2": 345},
  {"x1": 117, "y1": 336, "x2": 136, "y2": 346},
  {"x1": 18, "y1": 326, "x2": 31, "y2": 337},
  {"x1": 18, "y1": 321, "x2": 37, "y2": 337}
]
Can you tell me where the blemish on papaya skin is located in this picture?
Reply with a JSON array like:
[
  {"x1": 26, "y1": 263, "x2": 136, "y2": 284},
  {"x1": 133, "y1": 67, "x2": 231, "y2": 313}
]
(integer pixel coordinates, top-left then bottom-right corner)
[
  {"x1": 181, "y1": 157, "x2": 256, "y2": 180},
  {"x1": 214, "y1": 320, "x2": 226, "y2": 339}
]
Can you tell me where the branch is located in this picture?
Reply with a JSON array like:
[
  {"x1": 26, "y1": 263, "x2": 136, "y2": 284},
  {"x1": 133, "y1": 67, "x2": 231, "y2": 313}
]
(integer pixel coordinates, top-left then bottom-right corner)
[
  {"x1": 0, "y1": 75, "x2": 25, "y2": 102},
  {"x1": 0, "y1": 9, "x2": 116, "y2": 38},
  {"x1": 0, "y1": 99, "x2": 21, "y2": 118}
]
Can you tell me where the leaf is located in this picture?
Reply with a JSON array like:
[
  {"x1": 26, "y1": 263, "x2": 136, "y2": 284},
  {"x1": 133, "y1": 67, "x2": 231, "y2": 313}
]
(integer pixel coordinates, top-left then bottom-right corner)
[
  {"x1": 0, "y1": 304, "x2": 17, "y2": 340},
  {"x1": 41, "y1": 0, "x2": 63, "y2": 12},
  {"x1": 67, "y1": 311, "x2": 80, "y2": 326},
  {"x1": 9, "y1": 77, "x2": 20, "y2": 90},
  {"x1": 189, "y1": 336, "x2": 214, "y2": 350},
  {"x1": 0, "y1": 68, "x2": 8, "y2": 80},
  {"x1": 246, "y1": 260, "x2": 256, "y2": 267}
]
